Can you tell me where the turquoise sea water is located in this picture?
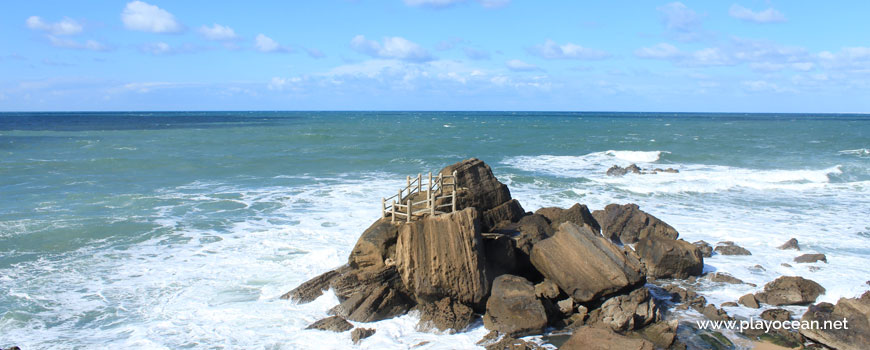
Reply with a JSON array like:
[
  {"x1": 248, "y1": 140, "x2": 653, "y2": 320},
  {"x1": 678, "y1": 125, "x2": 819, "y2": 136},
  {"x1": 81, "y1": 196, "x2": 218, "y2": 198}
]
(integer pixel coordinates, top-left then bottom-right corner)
[{"x1": 1, "y1": 112, "x2": 869, "y2": 349}]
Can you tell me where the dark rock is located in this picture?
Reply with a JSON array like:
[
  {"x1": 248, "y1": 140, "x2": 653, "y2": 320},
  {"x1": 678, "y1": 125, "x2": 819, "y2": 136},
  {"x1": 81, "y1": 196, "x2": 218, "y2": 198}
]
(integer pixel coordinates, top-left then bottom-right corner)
[
  {"x1": 493, "y1": 214, "x2": 553, "y2": 256},
  {"x1": 440, "y1": 158, "x2": 512, "y2": 213},
  {"x1": 781, "y1": 263, "x2": 792, "y2": 268},
  {"x1": 306, "y1": 316, "x2": 353, "y2": 332},
  {"x1": 530, "y1": 222, "x2": 645, "y2": 303},
  {"x1": 795, "y1": 253, "x2": 827, "y2": 264},
  {"x1": 351, "y1": 328, "x2": 376, "y2": 344},
  {"x1": 483, "y1": 275, "x2": 548, "y2": 337},
  {"x1": 635, "y1": 237, "x2": 703, "y2": 279},
  {"x1": 562, "y1": 326, "x2": 655, "y2": 350},
  {"x1": 534, "y1": 203, "x2": 601, "y2": 234},
  {"x1": 636, "y1": 320, "x2": 679, "y2": 349},
  {"x1": 706, "y1": 272, "x2": 753, "y2": 286},
  {"x1": 395, "y1": 208, "x2": 490, "y2": 307},
  {"x1": 714, "y1": 242, "x2": 752, "y2": 256},
  {"x1": 417, "y1": 297, "x2": 474, "y2": 333},
  {"x1": 778, "y1": 238, "x2": 801, "y2": 251},
  {"x1": 281, "y1": 265, "x2": 350, "y2": 303},
  {"x1": 663, "y1": 168, "x2": 679, "y2": 173},
  {"x1": 701, "y1": 304, "x2": 731, "y2": 321},
  {"x1": 761, "y1": 308, "x2": 792, "y2": 322},
  {"x1": 592, "y1": 287, "x2": 660, "y2": 331},
  {"x1": 738, "y1": 294, "x2": 760, "y2": 309},
  {"x1": 482, "y1": 199, "x2": 525, "y2": 232},
  {"x1": 756, "y1": 276, "x2": 826, "y2": 306},
  {"x1": 800, "y1": 291, "x2": 870, "y2": 350},
  {"x1": 808, "y1": 266, "x2": 821, "y2": 272},
  {"x1": 750, "y1": 264, "x2": 766, "y2": 272},
  {"x1": 593, "y1": 203, "x2": 680, "y2": 244},
  {"x1": 693, "y1": 240, "x2": 713, "y2": 258},
  {"x1": 626, "y1": 164, "x2": 642, "y2": 174},
  {"x1": 348, "y1": 218, "x2": 399, "y2": 271},
  {"x1": 329, "y1": 266, "x2": 412, "y2": 322},
  {"x1": 721, "y1": 302, "x2": 738, "y2": 307},
  {"x1": 483, "y1": 233, "x2": 517, "y2": 278},
  {"x1": 607, "y1": 165, "x2": 628, "y2": 177},
  {"x1": 533, "y1": 279, "x2": 560, "y2": 299}
]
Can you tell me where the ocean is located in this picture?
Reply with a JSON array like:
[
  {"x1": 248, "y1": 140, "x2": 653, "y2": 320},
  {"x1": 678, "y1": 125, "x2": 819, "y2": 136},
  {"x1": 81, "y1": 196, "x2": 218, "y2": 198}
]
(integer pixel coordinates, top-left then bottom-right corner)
[{"x1": 1, "y1": 111, "x2": 868, "y2": 349}]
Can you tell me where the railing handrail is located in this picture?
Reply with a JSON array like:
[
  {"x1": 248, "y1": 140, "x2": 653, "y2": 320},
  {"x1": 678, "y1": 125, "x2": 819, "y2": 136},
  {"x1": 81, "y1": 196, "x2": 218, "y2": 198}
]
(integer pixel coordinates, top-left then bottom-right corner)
[{"x1": 382, "y1": 170, "x2": 458, "y2": 223}]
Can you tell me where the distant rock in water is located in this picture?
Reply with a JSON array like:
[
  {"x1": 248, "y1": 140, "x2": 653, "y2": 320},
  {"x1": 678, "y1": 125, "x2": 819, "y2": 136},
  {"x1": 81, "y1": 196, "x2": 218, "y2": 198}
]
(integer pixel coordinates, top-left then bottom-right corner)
[
  {"x1": 306, "y1": 316, "x2": 353, "y2": 332},
  {"x1": 714, "y1": 242, "x2": 752, "y2": 256},
  {"x1": 778, "y1": 238, "x2": 801, "y2": 251},
  {"x1": 795, "y1": 253, "x2": 827, "y2": 264},
  {"x1": 606, "y1": 164, "x2": 679, "y2": 176},
  {"x1": 351, "y1": 328, "x2": 376, "y2": 344}
]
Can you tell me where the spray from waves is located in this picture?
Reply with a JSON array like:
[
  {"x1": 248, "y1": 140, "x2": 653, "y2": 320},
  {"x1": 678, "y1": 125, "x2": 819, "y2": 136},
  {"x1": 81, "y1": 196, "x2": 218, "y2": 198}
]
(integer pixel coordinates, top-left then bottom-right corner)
[
  {"x1": 502, "y1": 152, "x2": 857, "y2": 194},
  {"x1": 839, "y1": 148, "x2": 870, "y2": 157}
]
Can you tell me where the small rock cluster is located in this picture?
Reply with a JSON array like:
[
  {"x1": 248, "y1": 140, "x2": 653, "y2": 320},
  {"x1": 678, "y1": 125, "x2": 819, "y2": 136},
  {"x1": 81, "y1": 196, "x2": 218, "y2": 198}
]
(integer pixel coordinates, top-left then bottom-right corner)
[{"x1": 606, "y1": 163, "x2": 679, "y2": 176}]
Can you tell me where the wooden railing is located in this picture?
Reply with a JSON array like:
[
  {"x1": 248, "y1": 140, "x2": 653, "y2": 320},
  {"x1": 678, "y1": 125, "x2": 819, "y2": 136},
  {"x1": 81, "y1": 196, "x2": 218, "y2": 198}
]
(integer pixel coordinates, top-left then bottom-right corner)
[{"x1": 382, "y1": 170, "x2": 458, "y2": 223}]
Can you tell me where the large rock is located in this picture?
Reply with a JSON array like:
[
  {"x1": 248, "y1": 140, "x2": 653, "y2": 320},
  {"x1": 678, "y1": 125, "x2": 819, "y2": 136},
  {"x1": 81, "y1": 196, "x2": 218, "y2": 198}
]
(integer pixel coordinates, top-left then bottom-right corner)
[
  {"x1": 482, "y1": 199, "x2": 525, "y2": 232},
  {"x1": 693, "y1": 240, "x2": 713, "y2": 258},
  {"x1": 593, "y1": 287, "x2": 660, "y2": 331},
  {"x1": 755, "y1": 276, "x2": 826, "y2": 306},
  {"x1": 635, "y1": 237, "x2": 703, "y2": 279},
  {"x1": 348, "y1": 218, "x2": 398, "y2": 271},
  {"x1": 395, "y1": 207, "x2": 490, "y2": 307},
  {"x1": 592, "y1": 203, "x2": 679, "y2": 244},
  {"x1": 328, "y1": 266, "x2": 412, "y2": 322},
  {"x1": 562, "y1": 326, "x2": 655, "y2": 350},
  {"x1": 530, "y1": 222, "x2": 645, "y2": 303},
  {"x1": 534, "y1": 203, "x2": 601, "y2": 233},
  {"x1": 493, "y1": 214, "x2": 552, "y2": 255},
  {"x1": 281, "y1": 265, "x2": 350, "y2": 303},
  {"x1": 800, "y1": 291, "x2": 870, "y2": 350},
  {"x1": 738, "y1": 294, "x2": 760, "y2": 309},
  {"x1": 795, "y1": 253, "x2": 827, "y2": 264},
  {"x1": 440, "y1": 158, "x2": 512, "y2": 213},
  {"x1": 417, "y1": 297, "x2": 475, "y2": 333},
  {"x1": 483, "y1": 275, "x2": 548, "y2": 337}
]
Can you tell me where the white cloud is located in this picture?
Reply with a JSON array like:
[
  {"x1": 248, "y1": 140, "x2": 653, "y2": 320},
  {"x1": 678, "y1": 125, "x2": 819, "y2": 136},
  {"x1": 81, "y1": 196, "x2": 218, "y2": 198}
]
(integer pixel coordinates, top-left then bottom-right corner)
[
  {"x1": 47, "y1": 35, "x2": 110, "y2": 51},
  {"x1": 351, "y1": 35, "x2": 432, "y2": 62},
  {"x1": 141, "y1": 42, "x2": 171, "y2": 55},
  {"x1": 634, "y1": 43, "x2": 682, "y2": 59},
  {"x1": 658, "y1": 2, "x2": 705, "y2": 42},
  {"x1": 198, "y1": 23, "x2": 237, "y2": 40},
  {"x1": 26, "y1": 16, "x2": 83, "y2": 36},
  {"x1": 122, "y1": 1, "x2": 183, "y2": 33},
  {"x1": 255, "y1": 34, "x2": 291, "y2": 53},
  {"x1": 529, "y1": 39, "x2": 609, "y2": 60},
  {"x1": 818, "y1": 47, "x2": 870, "y2": 72},
  {"x1": 505, "y1": 59, "x2": 541, "y2": 71},
  {"x1": 729, "y1": 4, "x2": 786, "y2": 23}
]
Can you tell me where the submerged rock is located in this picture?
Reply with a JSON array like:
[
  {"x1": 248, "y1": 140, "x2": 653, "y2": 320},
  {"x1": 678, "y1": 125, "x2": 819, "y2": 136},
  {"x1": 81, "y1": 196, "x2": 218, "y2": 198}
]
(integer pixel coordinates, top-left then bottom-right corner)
[
  {"x1": 483, "y1": 274, "x2": 548, "y2": 337},
  {"x1": 755, "y1": 276, "x2": 825, "y2": 306},
  {"x1": 306, "y1": 316, "x2": 353, "y2": 332},
  {"x1": 530, "y1": 222, "x2": 645, "y2": 303},
  {"x1": 714, "y1": 242, "x2": 752, "y2": 256},
  {"x1": 592, "y1": 203, "x2": 680, "y2": 244},
  {"x1": 778, "y1": 238, "x2": 801, "y2": 251},
  {"x1": 635, "y1": 236, "x2": 703, "y2": 279},
  {"x1": 800, "y1": 291, "x2": 870, "y2": 350},
  {"x1": 794, "y1": 253, "x2": 827, "y2": 264},
  {"x1": 351, "y1": 328, "x2": 376, "y2": 344}
]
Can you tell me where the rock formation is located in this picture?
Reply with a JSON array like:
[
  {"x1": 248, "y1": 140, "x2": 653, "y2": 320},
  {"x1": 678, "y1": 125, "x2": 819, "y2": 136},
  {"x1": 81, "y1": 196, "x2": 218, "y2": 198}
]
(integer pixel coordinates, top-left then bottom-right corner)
[
  {"x1": 801, "y1": 291, "x2": 870, "y2": 350},
  {"x1": 635, "y1": 236, "x2": 703, "y2": 279},
  {"x1": 592, "y1": 203, "x2": 679, "y2": 244},
  {"x1": 482, "y1": 274, "x2": 548, "y2": 337},
  {"x1": 756, "y1": 276, "x2": 826, "y2": 306}
]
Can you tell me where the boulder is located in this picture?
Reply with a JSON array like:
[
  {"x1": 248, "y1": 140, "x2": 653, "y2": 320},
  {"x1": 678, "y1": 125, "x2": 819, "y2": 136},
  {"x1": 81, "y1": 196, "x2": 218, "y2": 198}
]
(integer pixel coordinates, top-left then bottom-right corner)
[
  {"x1": 693, "y1": 240, "x2": 713, "y2": 258},
  {"x1": 417, "y1": 297, "x2": 475, "y2": 333},
  {"x1": 562, "y1": 326, "x2": 655, "y2": 350},
  {"x1": 635, "y1": 237, "x2": 703, "y2": 279},
  {"x1": 800, "y1": 291, "x2": 870, "y2": 350},
  {"x1": 329, "y1": 266, "x2": 412, "y2": 322},
  {"x1": 738, "y1": 294, "x2": 760, "y2": 309},
  {"x1": 482, "y1": 199, "x2": 526, "y2": 232},
  {"x1": 701, "y1": 304, "x2": 731, "y2": 321},
  {"x1": 493, "y1": 214, "x2": 552, "y2": 256},
  {"x1": 593, "y1": 287, "x2": 660, "y2": 331},
  {"x1": 606, "y1": 165, "x2": 628, "y2": 177},
  {"x1": 714, "y1": 242, "x2": 752, "y2": 256},
  {"x1": 440, "y1": 158, "x2": 512, "y2": 213},
  {"x1": 534, "y1": 203, "x2": 601, "y2": 234},
  {"x1": 351, "y1": 328, "x2": 376, "y2": 344},
  {"x1": 592, "y1": 203, "x2": 679, "y2": 244},
  {"x1": 348, "y1": 218, "x2": 399, "y2": 271},
  {"x1": 530, "y1": 222, "x2": 645, "y2": 303},
  {"x1": 281, "y1": 264, "x2": 350, "y2": 303},
  {"x1": 626, "y1": 164, "x2": 642, "y2": 174},
  {"x1": 483, "y1": 275, "x2": 548, "y2": 337},
  {"x1": 795, "y1": 253, "x2": 827, "y2": 264},
  {"x1": 395, "y1": 208, "x2": 490, "y2": 307},
  {"x1": 305, "y1": 316, "x2": 353, "y2": 332},
  {"x1": 761, "y1": 308, "x2": 792, "y2": 322},
  {"x1": 637, "y1": 320, "x2": 679, "y2": 349},
  {"x1": 778, "y1": 238, "x2": 801, "y2": 251},
  {"x1": 755, "y1": 276, "x2": 825, "y2": 306}
]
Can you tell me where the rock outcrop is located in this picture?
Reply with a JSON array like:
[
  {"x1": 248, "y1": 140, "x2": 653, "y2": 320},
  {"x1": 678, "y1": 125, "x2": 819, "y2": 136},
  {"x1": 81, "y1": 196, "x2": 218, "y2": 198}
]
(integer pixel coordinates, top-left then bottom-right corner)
[
  {"x1": 714, "y1": 242, "x2": 752, "y2": 256},
  {"x1": 530, "y1": 222, "x2": 645, "y2": 303},
  {"x1": 281, "y1": 265, "x2": 350, "y2": 303},
  {"x1": 795, "y1": 253, "x2": 827, "y2": 264},
  {"x1": 693, "y1": 240, "x2": 713, "y2": 258},
  {"x1": 329, "y1": 265, "x2": 412, "y2": 322},
  {"x1": 591, "y1": 287, "x2": 660, "y2": 331},
  {"x1": 534, "y1": 203, "x2": 601, "y2": 234},
  {"x1": 417, "y1": 297, "x2": 475, "y2": 333},
  {"x1": 348, "y1": 218, "x2": 399, "y2": 271},
  {"x1": 562, "y1": 326, "x2": 655, "y2": 350},
  {"x1": 482, "y1": 199, "x2": 526, "y2": 233},
  {"x1": 800, "y1": 291, "x2": 870, "y2": 350},
  {"x1": 483, "y1": 274, "x2": 548, "y2": 337},
  {"x1": 592, "y1": 203, "x2": 679, "y2": 244},
  {"x1": 440, "y1": 158, "x2": 512, "y2": 219},
  {"x1": 739, "y1": 294, "x2": 760, "y2": 309},
  {"x1": 351, "y1": 328, "x2": 376, "y2": 344},
  {"x1": 635, "y1": 236, "x2": 703, "y2": 279},
  {"x1": 395, "y1": 207, "x2": 490, "y2": 307},
  {"x1": 755, "y1": 276, "x2": 825, "y2": 306},
  {"x1": 306, "y1": 316, "x2": 353, "y2": 332},
  {"x1": 779, "y1": 238, "x2": 801, "y2": 251}
]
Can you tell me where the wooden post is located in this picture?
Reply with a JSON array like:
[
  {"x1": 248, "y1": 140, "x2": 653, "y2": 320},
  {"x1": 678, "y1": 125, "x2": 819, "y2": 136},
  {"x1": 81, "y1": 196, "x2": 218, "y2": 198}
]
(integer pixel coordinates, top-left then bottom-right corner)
[
  {"x1": 417, "y1": 173, "x2": 422, "y2": 194},
  {"x1": 407, "y1": 175, "x2": 411, "y2": 191},
  {"x1": 406, "y1": 199, "x2": 411, "y2": 223},
  {"x1": 397, "y1": 189, "x2": 402, "y2": 204},
  {"x1": 391, "y1": 199, "x2": 396, "y2": 223},
  {"x1": 452, "y1": 170, "x2": 457, "y2": 189},
  {"x1": 452, "y1": 184, "x2": 456, "y2": 213},
  {"x1": 437, "y1": 173, "x2": 442, "y2": 194},
  {"x1": 381, "y1": 197, "x2": 385, "y2": 217}
]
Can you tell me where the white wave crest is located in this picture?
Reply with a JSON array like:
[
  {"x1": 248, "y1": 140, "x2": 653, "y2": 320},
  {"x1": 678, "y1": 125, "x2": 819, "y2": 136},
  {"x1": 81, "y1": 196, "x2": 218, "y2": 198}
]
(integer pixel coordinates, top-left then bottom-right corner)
[
  {"x1": 605, "y1": 150, "x2": 665, "y2": 163},
  {"x1": 839, "y1": 148, "x2": 870, "y2": 157}
]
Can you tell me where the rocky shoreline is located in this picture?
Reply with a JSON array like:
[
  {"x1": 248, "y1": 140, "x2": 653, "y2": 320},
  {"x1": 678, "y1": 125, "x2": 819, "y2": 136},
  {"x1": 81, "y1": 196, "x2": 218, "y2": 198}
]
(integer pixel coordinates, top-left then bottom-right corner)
[{"x1": 284, "y1": 158, "x2": 869, "y2": 350}]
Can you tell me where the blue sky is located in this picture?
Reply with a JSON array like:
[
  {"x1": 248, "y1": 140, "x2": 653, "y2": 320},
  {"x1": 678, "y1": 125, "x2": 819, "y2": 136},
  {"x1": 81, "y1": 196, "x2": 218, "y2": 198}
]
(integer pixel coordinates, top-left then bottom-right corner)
[{"x1": 1, "y1": 1, "x2": 869, "y2": 112}]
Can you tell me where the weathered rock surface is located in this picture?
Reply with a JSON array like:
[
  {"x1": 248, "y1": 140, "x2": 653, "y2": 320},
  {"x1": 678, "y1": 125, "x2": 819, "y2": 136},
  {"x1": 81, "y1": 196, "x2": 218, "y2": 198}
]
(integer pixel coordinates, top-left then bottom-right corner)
[
  {"x1": 329, "y1": 266, "x2": 412, "y2": 322},
  {"x1": 395, "y1": 207, "x2": 490, "y2": 306},
  {"x1": 351, "y1": 328, "x2": 376, "y2": 344},
  {"x1": 492, "y1": 214, "x2": 552, "y2": 255},
  {"x1": 533, "y1": 279, "x2": 560, "y2": 300},
  {"x1": 795, "y1": 253, "x2": 827, "y2": 264},
  {"x1": 714, "y1": 242, "x2": 752, "y2": 256},
  {"x1": 778, "y1": 238, "x2": 801, "y2": 251},
  {"x1": 592, "y1": 203, "x2": 679, "y2": 244},
  {"x1": 482, "y1": 199, "x2": 525, "y2": 232},
  {"x1": 441, "y1": 158, "x2": 512, "y2": 214},
  {"x1": 592, "y1": 287, "x2": 660, "y2": 331},
  {"x1": 636, "y1": 320, "x2": 679, "y2": 349},
  {"x1": 635, "y1": 237, "x2": 703, "y2": 279},
  {"x1": 756, "y1": 276, "x2": 825, "y2": 306},
  {"x1": 281, "y1": 265, "x2": 350, "y2": 303},
  {"x1": 530, "y1": 222, "x2": 645, "y2": 303},
  {"x1": 417, "y1": 297, "x2": 475, "y2": 333},
  {"x1": 534, "y1": 203, "x2": 600, "y2": 234},
  {"x1": 800, "y1": 291, "x2": 870, "y2": 350},
  {"x1": 705, "y1": 272, "x2": 752, "y2": 286},
  {"x1": 738, "y1": 294, "x2": 760, "y2": 309},
  {"x1": 348, "y1": 218, "x2": 399, "y2": 271},
  {"x1": 306, "y1": 316, "x2": 353, "y2": 332},
  {"x1": 562, "y1": 326, "x2": 655, "y2": 350},
  {"x1": 761, "y1": 308, "x2": 792, "y2": 322},
  {"x1": 483, "y1": 275, "x2": 548, "y2": 337},
  {"x1": 693, "y1": 240, "x2": 713, "y2": 258}
]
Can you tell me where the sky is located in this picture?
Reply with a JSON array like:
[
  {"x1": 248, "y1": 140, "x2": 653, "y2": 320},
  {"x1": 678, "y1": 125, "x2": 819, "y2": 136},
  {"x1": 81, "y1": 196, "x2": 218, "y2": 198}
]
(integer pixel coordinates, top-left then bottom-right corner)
[{"x1": 1, "y1": 0, "x2": 869, "y2": 112}]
